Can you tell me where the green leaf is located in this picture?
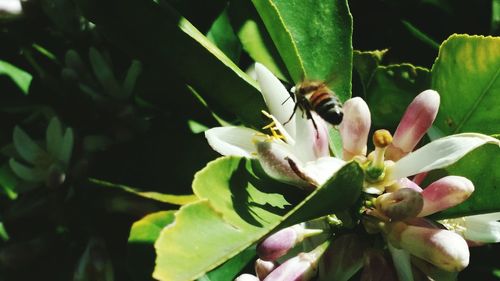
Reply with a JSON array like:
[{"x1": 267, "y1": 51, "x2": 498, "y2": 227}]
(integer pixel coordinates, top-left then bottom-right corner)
[
  {"x1": 252, "y1": 0, "x2": 353, "y2": 100},
  {"x1": 207, "y1": 10, "x2": 242, "y2": 63},
  {"x1": 46, "y1": 117, "x2": 63, "y2": 158},
  {"x1": 75, "y1": 0, "x2": 266, "y2": 128},
  {"x1": 122, "y1": 60, "x2": 143, "y2": 98},
  {"x1": 88, "y1": 178, "x2": 199, "y2": 206},
  {"x1": 13, "y1": 126, "x2": 48, "y2": 165},
  {"x1": 428, "y1": 35, "x2": 500, "y2": 218},
  {"x1": 58, "y1": 128, "x2": 74, "y2": 165},
  {"x1": 432, "y1": 34, "x2": 500, "y2": 135},
  {"x1": 401, "y1": 20, "x2": 440, "y2": 50},
  {"x1": 366, "y1": 64, "x2": 431, "y2": 129},
  {"x1": 198, "y1": 247, "x2": 256, "y2": 281},
  {"x1": 353, "y1": 49, "x2": 388, "y2": 98},
  {"x1": 88, "y1": 47, "x2": 122, "y2": 99},
  {"x1": 432, "y1": 143, "x2": 500, "y2": 219},
  {"x1": 0, "y1": 60, "x2": 33, "y2": 94},
  {"x1": 9, "y1": 159, "x2": 46, "y2": 182},
  {"x1": 228, "y1": 0, "x2": 290, "y2": 81},
  {"x1": 128, "y1": 211, "x2": 176, "y2": 281},
  {"x1": 154, "y1": 157, "x2": 363, "y2": 281}
]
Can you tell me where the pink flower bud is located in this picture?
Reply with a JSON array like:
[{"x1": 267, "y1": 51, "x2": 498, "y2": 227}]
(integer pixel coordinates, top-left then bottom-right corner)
[
  {"x1": 339, "y1": 97, "x2": 371, "y2": 160},
  {"x1": 235, "y1": 274, "x2": 260, "y2": 281},
  {"x1": 263, "y1": 241, "x2": 329, "y2": 281},
  {"x1": 375, "y1": 188, "x2": 424, "y2": 220},
  {"x1": 385, "y1": 222, "x2": 469, "y2": 272},
  {"x1": 257, "y1": 224, "x2": 322, "y2": 261},
  {"x1": 386, "y1": 90, "x2": 440, "y2": 161},
  {"x1": 418, "y1": 176, "x2": 474, "y2": 217},
  {"x1": 255, "y1": 259, "x2": 277, "y2": 280}
]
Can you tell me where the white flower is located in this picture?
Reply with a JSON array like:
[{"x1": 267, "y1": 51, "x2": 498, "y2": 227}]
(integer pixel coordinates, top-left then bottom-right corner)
[
  {"x1": 441, "y1": 212, "x2": 500, "y2": 243},
  {"x1": 205, "y1": 63, "x2": 344, "y2": 188}
]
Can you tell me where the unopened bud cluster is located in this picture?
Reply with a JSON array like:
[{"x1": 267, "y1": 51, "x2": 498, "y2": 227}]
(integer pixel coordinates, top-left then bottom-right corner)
[{"x1": 235, "y1": 223, "x2": 330, "y2": 281}]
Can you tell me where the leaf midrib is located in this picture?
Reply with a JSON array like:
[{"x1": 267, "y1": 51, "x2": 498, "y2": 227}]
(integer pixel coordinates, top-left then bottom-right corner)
[{"x1": 454, "y1": 65, "x2": 500, "y2": 133}]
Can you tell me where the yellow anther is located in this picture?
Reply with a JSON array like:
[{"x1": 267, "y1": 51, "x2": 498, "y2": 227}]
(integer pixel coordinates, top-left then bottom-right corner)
[{"x1": 373, "y1": 129, "x2": 393, "y2": 148}]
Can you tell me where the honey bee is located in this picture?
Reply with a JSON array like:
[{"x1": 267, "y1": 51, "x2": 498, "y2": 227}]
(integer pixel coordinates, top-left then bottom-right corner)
[{"x1": 285, "y1": 80, "x2": 343, "y2": 128}]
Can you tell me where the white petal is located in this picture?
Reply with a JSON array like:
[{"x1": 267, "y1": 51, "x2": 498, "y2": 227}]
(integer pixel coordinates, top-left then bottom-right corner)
[
  {"x1": 303, "y1": 157, "x2": 345, "y2": 186},
  {"x1": 256, "y1": 141, "x2": 310, "y2": 188},
  {"x1": 387, "y1": 243, "x2": 414, "y2": 281},
  {"x1": 255, "y1": 63, "x2": 296, "y2": 137},
  {"x1": 388, "y1": 133, "x2": 499, "y2": 180},
  {"x1": 462, "y1": 212, "x2": 500, "y2": 243},
  {"x1": 289, "y1": 112, "x2": 323, "y2": 162},
  {"x1": 204, "y1": 127, "x2": 263, "y2": 158}
]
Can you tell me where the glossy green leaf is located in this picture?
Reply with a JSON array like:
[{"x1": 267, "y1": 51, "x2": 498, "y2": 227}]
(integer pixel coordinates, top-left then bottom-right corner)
[
  {"x1": 432, "y1": 34, "x2": 500, "y2": 135},
  {"x1": 0, "y1": 60, "x2": 33, "y2": 94},
  {"x1": 432, "y1": 143, "x2": 500, "y2": 219},
  {"x1": 428, "y1": 35, "x2": 500, "y2": 218},
  {"x1": 153, "y1": 157, "x2": 363, "y2": 281},
  {"x1": 229, "y1": 0, "x2": 290, "y2": 81},
  {"x1": 366, "y1": 64, "x2": 431, "y2": 129},
  {"x1": 207, "y1": 10, "x2": 242, "y2": 63},
  {"x1": 198, "y1": 247, "x2": 256, "y2": 281},
  {"x1": 252, "y1": 0, "x2": 353, "y2": 100},
  {"x1": 75, "y1": 0, "x2": 266, "y2": 128},
  {"x1": 353, "y1": 49, "x2": 388, "y2": 98},
  {"x1": 128, "y1": 211, "x2": 176, "y2": 281}
]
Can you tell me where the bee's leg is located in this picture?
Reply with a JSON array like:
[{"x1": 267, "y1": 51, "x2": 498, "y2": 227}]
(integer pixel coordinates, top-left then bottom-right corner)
[
  {"x1": 283, "y1": 102, "x2": 298, "y2": 125},
  {"x1": 306, "y1": 109, "x2": 319, "y2": 133},
  {"x1": 281, "y1": 95, "x2": 292, "y2": 105}
]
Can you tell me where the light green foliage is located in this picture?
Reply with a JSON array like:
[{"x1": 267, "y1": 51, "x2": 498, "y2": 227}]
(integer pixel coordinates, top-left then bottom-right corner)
[
  {"x1": 128, "y1": 211, "x2": 176, "y2": 281},
  {"x1": 252, "y1": 0, "x2": 353, "y2": 100},
  {"x1": 432, "y1": 35, "x2": 500, "y2": 135},
  {"x1": 429, "y1": 35, "x2": 500, "y2": 218},
  {"x1": 153, "y1": 157, "x2": 363, "y2": 281},
  {"x1": 0, "y1": 60, "x2": 33, "y2": 94}
]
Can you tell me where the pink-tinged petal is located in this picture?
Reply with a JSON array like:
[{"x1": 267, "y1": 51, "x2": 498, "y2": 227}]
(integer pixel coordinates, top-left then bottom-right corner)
[
  {"x1": 318, "y1": 234, "x2": 365, "y2": 281},
  {"x1": 263, "y1": 241, "x2": 329, "y2": 281},
  {"x1": 339, "y1": 97, "x2": 371, "y2": 160},
  {"x1": 386, "y1": 90, "x2": 440, "y2": 161},
  {"x1": 258, "y1": 224, "x2": 323, "y2": 261},
  {"x1": 290, "y1": 111, "x2": 326, "y2": 162},
  {"x1": 412, "y1": 172, "x2": 428, "y2": 185},
  {"x1": 385, "y1": 222, "x2": 469, "y2": 272},
  {"x1": 386, "y1": 177, "x2": 423, "y2": 193},
  {"x1": 418, "y1": 176, "x2": 474, "y2": 217},
  {"x1": 205, "y1": 127, "x2": 264, "y2": 157},
  {"x1": 375, "y1": 188, "x2": 423, "y2": 220},
  {"x1": 255, "y1": 141, "x2": 313, "y2": 188},
  {"x1": 257, "y1": 226, "x2": 300, "y2": 261},
  {"x1": 387, "y1": 133, "x2": 500, "y2": 181},
  {"x1": 255, "y1": 63, "x2": 296, "y2": 137},
  {"x1": 255, "y1": 259, "x2": 277, "y2": 280},
  {"x1": 311, "y1": 113, "x2": 330, "y2": 158},
  {"x1": 235, "y1": 274, "x2": 260, "y2": 281}
]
